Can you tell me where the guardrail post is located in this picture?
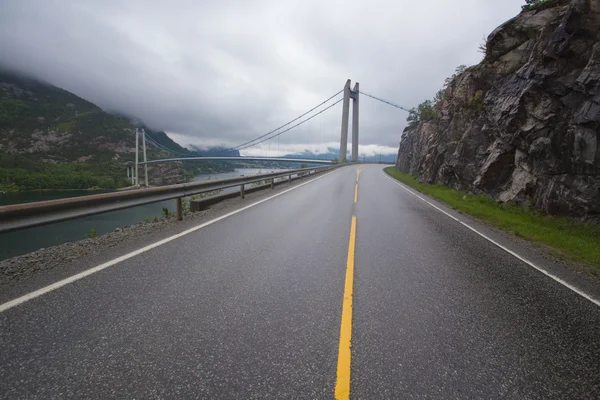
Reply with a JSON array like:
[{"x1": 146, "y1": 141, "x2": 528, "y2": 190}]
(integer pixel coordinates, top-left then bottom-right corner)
[
  {"x1": 176, "y1": 197, "x2": 183, "y2": 221},
  {"x1": 289, "y1": 174, "x2": 292, "y2": 184},
  {"x1": 270, "y1": 179, "x2": 274, "y2": 189},
  {"x1": 240, "y1": 184, "x2": 245, "y2": 199}
]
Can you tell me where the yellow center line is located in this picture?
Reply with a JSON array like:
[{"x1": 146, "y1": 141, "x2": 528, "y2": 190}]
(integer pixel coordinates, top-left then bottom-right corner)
[
  {"x1": 356, "y1": 167, "x2": 368, "y2": 183},
  {"x1": 335, "y1": 215, "x2": 356, "y2": 400},
  {"x1": 354, "y1": 183, "x2": 358, "y2": 203}
]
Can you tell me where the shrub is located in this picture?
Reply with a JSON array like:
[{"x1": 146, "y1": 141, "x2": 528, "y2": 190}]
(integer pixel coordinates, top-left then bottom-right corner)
[
  {"x1": 181, "y1": 198, "x2": 190, "y2": 214},
  {"x1": 86, "y1": 228, "x2": 97, "y2": 238},
  {"x1": 469, "y1": 90, "x2": 485, "y2": 111}
]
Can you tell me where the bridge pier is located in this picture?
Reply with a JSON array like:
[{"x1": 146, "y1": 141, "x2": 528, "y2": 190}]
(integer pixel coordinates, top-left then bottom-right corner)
[
  {"x1": 142, "y1": 128, "x2": 149, "y2": 187},
  {"x1": 135, "y1": 128, "x2": 139, "y2": 186},
  {"x1": 351, "y1": 83, "x2": 359, "y2": 162},
  {"x1": 339, "y1": 80, "x2": 359, "y2": 162},
  {"x1": 339, "y1": 80, "x2": 351, "y2": 162}
]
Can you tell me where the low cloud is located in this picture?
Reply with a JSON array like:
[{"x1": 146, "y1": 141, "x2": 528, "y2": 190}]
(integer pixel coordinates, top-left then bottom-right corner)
[{"x1": 0, "y1": 0, "x2": 524, "y2": 154}]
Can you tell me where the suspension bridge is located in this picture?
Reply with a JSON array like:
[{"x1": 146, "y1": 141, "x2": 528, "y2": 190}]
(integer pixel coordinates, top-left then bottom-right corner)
[{"x1": 127, "y1": 80, "x2": 409, "y2": 186}]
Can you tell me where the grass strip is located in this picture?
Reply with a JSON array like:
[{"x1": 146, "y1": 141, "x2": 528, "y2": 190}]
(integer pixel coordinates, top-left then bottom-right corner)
[{"x1": 384, "y1": 167, "x2": 600, "y2": 273}]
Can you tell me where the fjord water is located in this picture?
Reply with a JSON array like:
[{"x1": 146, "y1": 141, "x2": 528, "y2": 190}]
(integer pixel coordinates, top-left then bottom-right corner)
[{"x1": 0, "y1": 168, "x2": 272, "y2": 261}]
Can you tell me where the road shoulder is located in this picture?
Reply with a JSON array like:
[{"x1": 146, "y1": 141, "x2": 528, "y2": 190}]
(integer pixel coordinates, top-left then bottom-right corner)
[{"x1": 380, "y1": 167, "x2": 600, "y2": 306}]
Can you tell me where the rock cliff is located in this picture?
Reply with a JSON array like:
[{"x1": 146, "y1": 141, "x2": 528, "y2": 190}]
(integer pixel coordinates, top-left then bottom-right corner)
[{"x1": 396, "y1": 0, "x2": 600, "y2": 220}]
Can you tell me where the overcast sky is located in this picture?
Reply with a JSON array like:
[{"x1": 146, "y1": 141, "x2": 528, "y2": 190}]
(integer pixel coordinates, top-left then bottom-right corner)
[{"x1": 0, "y1": 0, "x2": 524, "y2": 157}]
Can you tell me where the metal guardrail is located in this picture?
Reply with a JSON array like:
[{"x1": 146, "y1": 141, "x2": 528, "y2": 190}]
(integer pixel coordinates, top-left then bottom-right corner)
[
  {"x1": 139, "y1": 156, "x2": 333, "y2": 165},
  {"x1": 0, "y1": 166, "x2": 339, "y2": 234}
]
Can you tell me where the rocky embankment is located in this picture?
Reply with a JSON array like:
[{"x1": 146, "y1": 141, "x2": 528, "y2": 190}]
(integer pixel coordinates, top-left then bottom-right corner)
[{"x1": 396, "y1": 0, "x2": 599, "y2": 220}]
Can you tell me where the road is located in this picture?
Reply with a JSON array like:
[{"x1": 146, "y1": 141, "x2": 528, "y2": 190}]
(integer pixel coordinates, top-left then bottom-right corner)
[{"x1": 1, "y1": 165, "x2": 599, "y2": 399}]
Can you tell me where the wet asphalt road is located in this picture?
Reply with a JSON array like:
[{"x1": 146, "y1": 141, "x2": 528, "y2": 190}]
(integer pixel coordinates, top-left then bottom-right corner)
[{"x1": 1, "y1": 165, "x2": 599, "y2": 399}]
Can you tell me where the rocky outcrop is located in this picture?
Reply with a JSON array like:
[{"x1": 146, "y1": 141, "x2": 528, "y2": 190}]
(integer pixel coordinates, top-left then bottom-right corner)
[{"x1": 396, "y1": 0, "x2": 600, "y2": 220}]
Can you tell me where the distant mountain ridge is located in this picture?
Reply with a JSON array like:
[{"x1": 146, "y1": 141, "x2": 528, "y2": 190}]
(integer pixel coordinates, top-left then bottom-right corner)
[
  {"x1": 188, "y1": 145, "x2": 240, "y2": 158},
  {"x1": 283, "y1": 147, "x2": 396, "y2": 163}
]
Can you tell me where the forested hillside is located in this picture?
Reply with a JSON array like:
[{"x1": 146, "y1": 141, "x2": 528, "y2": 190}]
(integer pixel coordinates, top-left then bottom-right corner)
[{"x1": 0, "y1": 71, "x2": 232, "y2": 191}]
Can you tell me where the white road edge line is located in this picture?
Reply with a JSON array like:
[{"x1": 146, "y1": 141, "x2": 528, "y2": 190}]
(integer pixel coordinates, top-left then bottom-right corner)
[
  {"x1": 0, "y1": 169, "x2": 340, "y2": 313},
  {"x1": 381, "y1": 169, "x2": 600, "y2": 307}
]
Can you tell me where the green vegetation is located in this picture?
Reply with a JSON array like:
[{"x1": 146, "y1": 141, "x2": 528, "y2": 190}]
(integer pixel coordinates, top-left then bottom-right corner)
[
  {"x1": 142, "y1": 215, "x2": 162, "y2": 223},
  {"x1": 407, "y1": 65, "x2": 467, "y2": 129},
  {"x1": 407, "y1": 100, "x2": 438, "y2": 128},
  {"x1": 0, "y1": 97, "x2": 29, "y2": 128},
  {"x1": 86, "y1": 228, "x2": 98, "y2": 239},
  {"x1": 384, "y1": 167, "x2": 600, "y2": 272},
  {"x1": 56, "y1": 120, "x2": 77, "y2": 133},
  {"x1": 0, "y1": 153, "x2": 127, "y2": 190},
  {"x1": 181, "y1": 198, "x2": 191, "y2": 214},
  {"x1": 443, "y1": 65, "x2": 467, "y2": 89},
  {"x1": 522, "y1": 0, "x2": 558, "y2": 11},
  {"x1": 0, "y1": 72, "x2": 142, "y2": 190},
  {"x1": 469, "y1": 90, "x2": 485, "y2": 111}
]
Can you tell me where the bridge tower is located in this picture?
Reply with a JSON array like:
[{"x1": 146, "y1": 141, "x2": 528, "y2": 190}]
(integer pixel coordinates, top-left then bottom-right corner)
[{"x1": 339, "y1": 79, "x2": 359, "y2": 162}]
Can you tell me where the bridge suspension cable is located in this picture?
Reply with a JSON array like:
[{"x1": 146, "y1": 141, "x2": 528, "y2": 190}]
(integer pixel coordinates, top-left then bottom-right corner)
[
  {"x1": 143, "y1": 132, "x2": 195, "y2": 157},
  {"x1": 213, "y1": 89, "x2": 343, "y2": 155},
  {"x1": 358, "y1": 90, "x2": 411, "y2": 112},
  {"x1": 234, "y1": 98, "x2": 343, "y2": 151},
  {"x1": 143, "y1": 88, "x2": 345, "y2": 159}
]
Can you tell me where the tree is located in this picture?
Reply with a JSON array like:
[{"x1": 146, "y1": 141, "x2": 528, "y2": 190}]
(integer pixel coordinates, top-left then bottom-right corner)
[
  {"x1": 407, "y1": 108, "x2": 420, "y2": 128},
  {"x1": 406, "y1": 100, "x2": 438, "y2": 129},
  {"x1": 405, "y1": 64, "x2": 469, "y2": 130},
  {"x1": 478, "y1": 35, "x2": 488, "y2": 57},
  {"x1": 433, "y1": 89, "x2": 445, "y2": 105},
  {"x1": 444, "y1": 65, "x2": 468, "y2": 88},
  {"x1": 418, "y1": 100, "x2": 438, "y2": 122}
]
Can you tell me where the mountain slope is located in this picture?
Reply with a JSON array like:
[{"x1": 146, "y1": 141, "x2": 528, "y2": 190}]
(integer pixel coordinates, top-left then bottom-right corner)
[
  {"x1": 0, "y1": 72, "x2": 140, "y2": 162},
  {"x1": 0, "y1": 71, "x2": 231, "y2": 190},
  {"x1": 0, "y1": 71, "x2": 171, "y2": 189}
]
